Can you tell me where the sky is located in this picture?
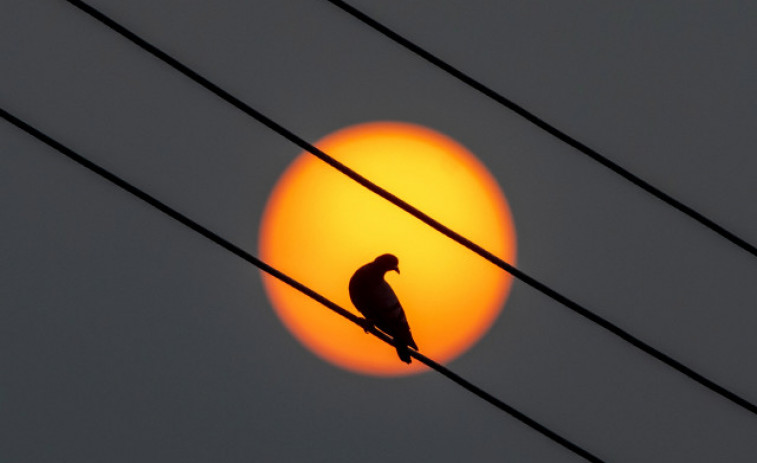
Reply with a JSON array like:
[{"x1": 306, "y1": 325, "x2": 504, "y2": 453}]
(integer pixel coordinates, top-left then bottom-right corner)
[{"x1": 2, "y1": 1, "x2": 757, "y2": 461}]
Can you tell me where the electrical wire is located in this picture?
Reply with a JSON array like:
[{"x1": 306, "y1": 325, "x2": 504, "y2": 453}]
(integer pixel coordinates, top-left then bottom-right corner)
[
  {"x1": 62, "y1": 0, "x2": 757, "y2": 417},
  {"x1": 0, "y1": 106, "x2": 604, "y2": 463},
  {"x1": 63, "y1": 0, "x2": 757, "y2": 417},
  {"x1": 323, "y1": 0, "x2": 757, "y2": 260}
]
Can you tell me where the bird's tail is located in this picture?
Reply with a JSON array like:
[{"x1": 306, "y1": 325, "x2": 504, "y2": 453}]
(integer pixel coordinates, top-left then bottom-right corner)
[
  {"x1": 395, "y1": 332, "x2": 417, "y2": 364},
  {"x1": 396, "y1": 345, "x2": 412, "y2": 364}
]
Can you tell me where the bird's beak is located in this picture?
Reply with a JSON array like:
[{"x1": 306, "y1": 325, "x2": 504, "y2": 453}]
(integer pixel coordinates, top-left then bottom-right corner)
[{"x1": 393, "y1": 266, "x2": 400, "y2": 274}]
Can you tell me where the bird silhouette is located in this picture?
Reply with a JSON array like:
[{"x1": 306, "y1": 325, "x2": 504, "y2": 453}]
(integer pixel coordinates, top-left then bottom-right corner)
[{"x1": 349, "y1": 254, "x2": 418, "y2": 363}]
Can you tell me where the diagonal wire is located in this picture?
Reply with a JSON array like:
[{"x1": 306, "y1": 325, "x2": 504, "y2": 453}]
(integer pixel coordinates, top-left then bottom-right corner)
[
  {"x1": 63, "y1": 0, "x2": 757, "y2": 417},
  {"x1": 323, "y1": 0, "x2": 757, "y2": 261},
  {"x1": 0, "y1": 107, "x2": 604, "y2": 463}
]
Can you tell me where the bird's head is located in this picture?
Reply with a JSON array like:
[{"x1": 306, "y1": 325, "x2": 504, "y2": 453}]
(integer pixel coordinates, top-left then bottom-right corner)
[{"x1": 373, "y1": 253, "x2": 400, "y2": 274}]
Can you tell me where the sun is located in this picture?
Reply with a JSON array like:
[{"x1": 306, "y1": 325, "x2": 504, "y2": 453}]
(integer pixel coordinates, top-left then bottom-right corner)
[{"x1": 259, "y1": 122, "x2": 516, "y2": 376}]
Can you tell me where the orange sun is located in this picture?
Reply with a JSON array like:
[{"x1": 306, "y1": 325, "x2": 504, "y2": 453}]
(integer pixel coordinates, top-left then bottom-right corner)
[{"x1": 259, "y1": 122, "x2": 516, "y2": 376}]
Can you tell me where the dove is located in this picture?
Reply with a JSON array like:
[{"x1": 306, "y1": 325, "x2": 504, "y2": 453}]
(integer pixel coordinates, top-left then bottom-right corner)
[{"x1": 349, "y1": 254, "x2": 418, "y2": 363}]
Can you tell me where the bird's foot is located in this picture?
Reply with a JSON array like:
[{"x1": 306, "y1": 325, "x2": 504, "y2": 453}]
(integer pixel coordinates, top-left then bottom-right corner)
[{"x1": 358, "y1": 318, "x2": 374, "y2": 333}]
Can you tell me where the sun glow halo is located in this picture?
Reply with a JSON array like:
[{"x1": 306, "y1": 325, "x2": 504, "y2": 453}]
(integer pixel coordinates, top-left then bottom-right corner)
[{"x1": 259, "y1": 122, "x2": 516, "y2": 376}]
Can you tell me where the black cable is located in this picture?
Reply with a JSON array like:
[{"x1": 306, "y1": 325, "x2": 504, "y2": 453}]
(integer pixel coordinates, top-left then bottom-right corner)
[
  {"x1": 0, "y1": 107, "x2": 604, "y2": 463},
  {"x1": 63, "y1": 0, "x2": 757, "y2": 417},
  {"x1": 323, "y1": 0, "x2": 757, "y2": 260}
]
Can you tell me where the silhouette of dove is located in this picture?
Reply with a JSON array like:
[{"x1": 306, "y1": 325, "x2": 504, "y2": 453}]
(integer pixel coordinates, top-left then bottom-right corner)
[{"x1": 349, "y1": 254, "x2": 418, "y2": 363}]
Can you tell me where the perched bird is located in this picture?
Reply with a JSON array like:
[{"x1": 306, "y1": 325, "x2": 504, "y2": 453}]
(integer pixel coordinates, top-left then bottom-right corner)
[{"x1": 349, "y1": 254, "x2": 418, "y2": 363}]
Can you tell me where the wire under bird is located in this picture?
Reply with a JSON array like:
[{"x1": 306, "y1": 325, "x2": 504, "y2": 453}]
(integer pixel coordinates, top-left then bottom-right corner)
[
  {"x1": 323, "y1": 0, "x2": 757, "y2": 261},
  {"x1": 0, "y1": 107, "x2": 604, "y2": 463},
  {"x1": 63, "y1": 0, "x2": 757, "y2": 417}
]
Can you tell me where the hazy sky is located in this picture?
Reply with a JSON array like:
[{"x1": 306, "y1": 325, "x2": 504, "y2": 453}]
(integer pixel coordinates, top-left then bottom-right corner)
[{"x1": 2, "y1": 1, "x2": 757, "y2": 461}]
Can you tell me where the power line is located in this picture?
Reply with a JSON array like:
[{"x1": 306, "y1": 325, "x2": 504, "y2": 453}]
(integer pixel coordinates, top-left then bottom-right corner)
[
  {"x1": 323, "y1": 0, "x2": 757, "y2": 261},
  {"x1": 0, "y1": 107, "x2": 604, "y2": 463},
  {"x1": 63, "y1": 0, "x2": 757, "y2": 417}
]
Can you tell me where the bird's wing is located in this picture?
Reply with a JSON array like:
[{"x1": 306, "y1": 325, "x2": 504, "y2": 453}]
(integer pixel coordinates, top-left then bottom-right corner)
[
  {"x1": 375, "y1": 280, "x2": 401, "y2": 312},
  {"x1": 375, "y1": 281, "x2": 417, "y2": 350}
]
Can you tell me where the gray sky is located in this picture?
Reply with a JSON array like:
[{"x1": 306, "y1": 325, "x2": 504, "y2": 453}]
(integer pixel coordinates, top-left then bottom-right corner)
[{"x1": 2, "y1": 1, "x2": 757, "y2": 461}]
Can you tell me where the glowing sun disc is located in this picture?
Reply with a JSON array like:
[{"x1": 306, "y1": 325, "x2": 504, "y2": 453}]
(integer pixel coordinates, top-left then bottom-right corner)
[{"x1": 259, "y1": 122, "x2": 516, "y2": 376}]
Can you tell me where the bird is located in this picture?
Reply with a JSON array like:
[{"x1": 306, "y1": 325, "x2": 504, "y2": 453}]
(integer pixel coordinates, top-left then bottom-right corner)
[{"x1": 349, "y1": 254, "x2": 418, "y2": 363}]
